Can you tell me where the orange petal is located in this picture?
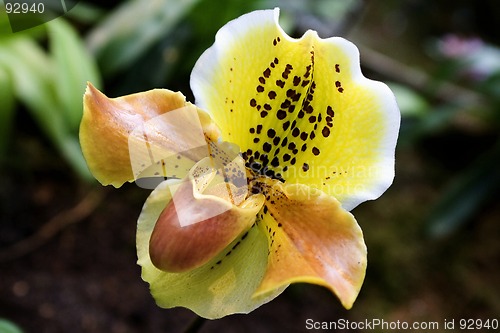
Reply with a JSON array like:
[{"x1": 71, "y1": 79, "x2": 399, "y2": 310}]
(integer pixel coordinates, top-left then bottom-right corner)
[
  {"x1": 80, "y1": 83, "x2": 220, "y2": 187},
  {"x1": 254, "y1": 181, "x2": 366, "y2": 309},
  {"x1": 149, "y1": 164, "x2": 264, "y2": 272}
]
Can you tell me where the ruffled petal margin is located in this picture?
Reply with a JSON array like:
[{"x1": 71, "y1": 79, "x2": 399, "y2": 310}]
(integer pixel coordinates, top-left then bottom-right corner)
[
  {"x1": 137, "y1": 180, "x2": 287, "y2": 319},
  {"x1": 254, "y1": 181, "x2": 367, "y2": 309},
  {"x1": 80, "y1": 83, "x2": 220, "y2": 187},
  {"x1": 191, "y1": 8, "x2": 400, "y2": 210}
]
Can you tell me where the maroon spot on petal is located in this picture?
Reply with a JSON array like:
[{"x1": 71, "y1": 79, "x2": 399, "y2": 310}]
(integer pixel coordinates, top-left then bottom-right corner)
[
  {"x1": 312, "y1": 147, "x2": 320, "y2": 156},
  {"x1": 302, "y1": 163, "x2": 309, "y2": 171},
  {"x1": 292, "y1": 93, "x2": 301, "y2": 102},
  {"x1": 276, "y1": 110, "x2": 287, "y2": 120},
  {"x1": 257, "y1": 85, "x2": 265, "y2": 93},
  {"x1": 263, "y1": 68, "x2": 271, "y2": 78},
  {"x1": 281, "y1": 137, "x2": 288, "y2": 147},
  {"x1": 322, "y1": 126, "x2": 330, "y2": 137},
  {"x1": 281, "y1": 100, "x2": 291, "y2": 108},
  {"x1": 250, "y1": 99, "x2": 257, "y2": 107},
  {"x1": 327, "y1": 106, "x2": 335, "y2": 117},
  {"x1": 268, "y1": 91, "x2": 277, "y2": 99},
  {"x1": 276, "y1": 80, "x2": 285, "y2": 88},
  {"x1": 293, "y1": 76, "x2": 301, "y2": 86},
  {"x1": 282, "y1": 120, "x2": 290, "y2": 131}
]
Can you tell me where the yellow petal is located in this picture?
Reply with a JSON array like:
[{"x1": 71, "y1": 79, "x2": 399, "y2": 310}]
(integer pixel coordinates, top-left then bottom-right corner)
[
  {"x1": 253, "y1": 180, "x2": 367, "y2": 309},
  {"x1": 80, "y1": 83, "x2": 220, "y2": 187},
  {"x1": 137, "y1": 180, "x2": 286, "y2": 319},
  {"x1": 191, "y1": 8, "x2": 400, "y2": 210},
  {"x1": 149, "y1": 158, "x2": 264, "y2": 272}
]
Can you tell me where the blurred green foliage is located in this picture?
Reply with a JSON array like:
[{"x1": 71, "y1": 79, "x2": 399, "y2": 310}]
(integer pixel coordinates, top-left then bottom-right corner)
[
  {"x1": 0, "y1": 6, "x2": 101, "y2": 180},
  {"x1": 0, "y1": 318, "x2": 23, "y2": 333}
]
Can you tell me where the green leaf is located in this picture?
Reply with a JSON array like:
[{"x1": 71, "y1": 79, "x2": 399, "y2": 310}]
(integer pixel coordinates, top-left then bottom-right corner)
[
  {"x1": 0, "y1": 37, "x2": 62, "y2": 143},
  {"x1": 86, "y1": 0, "x2": 202, "y2": 76},
  {"x1": 0, "y1": 37, "x2": 92, "y2": 180},
  {"x1": 47, "y1": 18, "x2": 102, "y2": 131},
  {"x1": 0, "y1": 66, "x2": 15, "y2": 157},
  {"x1": 0, "y1": 319, "x2": 23, "y2": 333}
]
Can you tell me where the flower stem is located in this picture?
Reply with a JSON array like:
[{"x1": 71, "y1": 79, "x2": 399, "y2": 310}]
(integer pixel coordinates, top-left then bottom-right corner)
[{"x1": 183, "y1": 315, "x2": 206, "y2": 333}]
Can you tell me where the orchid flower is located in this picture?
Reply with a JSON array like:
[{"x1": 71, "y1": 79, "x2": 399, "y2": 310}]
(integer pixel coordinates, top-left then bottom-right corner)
[{"x1": 80, "y1": 8, "x2": 400, "y2": 319}]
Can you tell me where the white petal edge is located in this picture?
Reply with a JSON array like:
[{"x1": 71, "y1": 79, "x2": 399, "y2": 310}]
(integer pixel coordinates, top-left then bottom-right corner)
[
  {"x1": 190, "y1": 8, "x2": 280, "y2": 118},
  {"x1": 190, "y1": 7, "x2": 400, "y2": 211}
]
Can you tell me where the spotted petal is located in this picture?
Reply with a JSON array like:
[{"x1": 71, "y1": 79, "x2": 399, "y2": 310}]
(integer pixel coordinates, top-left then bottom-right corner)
[
  {"x1": 191, "y1": 8, "x2": 400, "y2": 210},
  {"x1": 80, "y1": 83, "x2": 220, "y2": 187},
  {"x1": 137, "y1": 179, "x2": 287, "y2": 319},
  {"x1": 254, "y1": 180, "x2": 366, "y2": 309}
]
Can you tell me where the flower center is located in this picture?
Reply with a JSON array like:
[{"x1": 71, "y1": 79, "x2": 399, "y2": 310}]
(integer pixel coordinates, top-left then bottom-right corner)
[
  {"x1": 242, "y1": 153, "x2": 286, "y2": 183},
  {"x1": 245, "y1": 169, "x2": 281, "y2": 199}
]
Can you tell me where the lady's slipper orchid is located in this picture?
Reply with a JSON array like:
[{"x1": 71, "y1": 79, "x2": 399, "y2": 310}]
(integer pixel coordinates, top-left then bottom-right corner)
[{"x1": 80, "y1": 8, "x2": 400, "y2": 319}]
